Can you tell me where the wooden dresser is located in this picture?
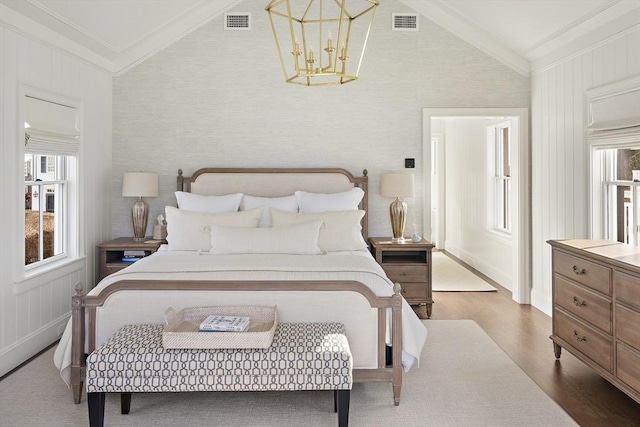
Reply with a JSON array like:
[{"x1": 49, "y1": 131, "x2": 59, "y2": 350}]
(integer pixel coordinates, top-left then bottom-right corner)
[{"x1": 548, "y1": 239, "x2": 640, "y2": 403}]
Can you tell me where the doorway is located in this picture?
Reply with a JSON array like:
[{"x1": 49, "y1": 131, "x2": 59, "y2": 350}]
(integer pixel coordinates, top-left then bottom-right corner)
[{"x1": 423, "y1": 108, "x2": 530, "y2": 304}]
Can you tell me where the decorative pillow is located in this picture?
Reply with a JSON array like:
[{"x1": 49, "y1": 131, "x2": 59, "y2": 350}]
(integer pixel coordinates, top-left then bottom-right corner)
[
  {"x1": 165, "y1": 206, "x2": 262, "y2": 251},
  {"x1": 174, "y1": 191, "x2": 243, "y2": 213},
  {"x1": 270, "y1": 209, "x2": 367, "y2": 252},
  {"x1": 209, "y1": 221, "x2": 323, "y2": 255},
  {"x1": 240, "y1": 194, "x2": 299, "y2": 227},
  {"x1": 295, "y1": 187, "x2": 364, "y2": 213}
]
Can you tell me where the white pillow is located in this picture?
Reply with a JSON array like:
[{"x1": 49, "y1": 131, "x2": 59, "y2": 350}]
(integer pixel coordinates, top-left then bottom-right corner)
[
  {"x1": 209, "y1": 221, "x2": 323, "y2": 255},
  {"x1": 270, "y1": 209, "x2": 367, "y2": 252},
  {"x1": 165, "y1": 206, "x2": 263, "y2": 251},
  {"x1": 240, "y1": 194, "x2": 298, "y2": 227},
  {"x1": 174, "y1": 191, "x2": 243, "y2": 213},
  {"x1": 295, "y1": 187, "x2": 364, "y2": 213}
]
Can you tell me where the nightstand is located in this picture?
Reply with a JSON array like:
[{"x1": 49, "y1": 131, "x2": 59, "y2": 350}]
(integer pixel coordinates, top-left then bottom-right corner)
[
  {"x1": 97, "y1": 237, "x2": 164, "y2": 281},
  {"x1": 369, "y1": 237, "x2": 435, "y2": 319}
]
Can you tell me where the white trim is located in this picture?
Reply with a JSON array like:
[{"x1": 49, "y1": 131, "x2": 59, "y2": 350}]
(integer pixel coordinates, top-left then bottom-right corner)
[{"x1": 423, "y1": 108, "x2": 530, "y2": 305}]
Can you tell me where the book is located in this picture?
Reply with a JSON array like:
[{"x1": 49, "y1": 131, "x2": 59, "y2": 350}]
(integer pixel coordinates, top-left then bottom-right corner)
[
  {"x1": 121, "y1": 257, "x2": 141, "y2": 262},
  {"x1": 199, "y1": 315, "x2": 250, "y2": 332},
  {"x1": 124, "y1": 250, "x2": 147, "y2": 257}
]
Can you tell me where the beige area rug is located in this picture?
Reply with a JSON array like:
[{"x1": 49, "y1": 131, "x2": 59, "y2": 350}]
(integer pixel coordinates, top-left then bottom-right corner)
[
  {"x1": 0, "y1": 320, "x2": 576, "y2": 426},
  {"x1": 432, "y1": 252, "x2": 498, "y2": 292}
]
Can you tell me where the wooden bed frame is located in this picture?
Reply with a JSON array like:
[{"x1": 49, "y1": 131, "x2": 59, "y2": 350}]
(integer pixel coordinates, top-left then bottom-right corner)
[{"x1": 70, "y1": 168, "x2": 404, "y2": 405}]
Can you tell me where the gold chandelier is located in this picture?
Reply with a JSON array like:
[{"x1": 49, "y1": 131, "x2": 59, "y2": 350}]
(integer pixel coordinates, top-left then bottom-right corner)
[{"x1": 265, "y1": 0, "x2": 379, "y2": 86}]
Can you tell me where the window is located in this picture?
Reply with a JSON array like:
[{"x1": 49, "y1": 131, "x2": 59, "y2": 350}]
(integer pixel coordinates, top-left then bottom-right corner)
[
  {"x1": 24, "y1": 154, "x2": 68, "y2": 265},
  {"x1": 596, "y1": 148, "x2": 640, "y2": 245},
  {"x1": 490, "y1": 123, "x2": 511, "y2": 233},
  {"x1": 21, "y1": 91, "x2": 80, "y2": 270}
]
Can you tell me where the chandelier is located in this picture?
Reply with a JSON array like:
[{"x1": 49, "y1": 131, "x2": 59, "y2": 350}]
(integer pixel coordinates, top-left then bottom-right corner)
[{"x1": 265, "y1": 0, "x2": 379, "y2": 86}]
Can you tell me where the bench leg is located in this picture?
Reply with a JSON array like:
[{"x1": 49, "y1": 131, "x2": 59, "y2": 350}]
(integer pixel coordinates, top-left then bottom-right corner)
[
  {"x1": 87, "y1": 392, "x2": 105, "y2": 427},
  {"x1": 121, "y1": 393, "x2": 132, "y2": 414},
  {"x1": 335, "y1": 389, "x2": 350, "y2": 427}
]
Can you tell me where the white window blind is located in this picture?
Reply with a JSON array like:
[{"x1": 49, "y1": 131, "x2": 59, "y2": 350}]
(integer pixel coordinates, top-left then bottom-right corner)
[
  {"x1": 24, "y1": 96, "x2": 79, "y2": 155},
  {"x1": 587, "y1": 76, "x2": 640, "y2": 147}
]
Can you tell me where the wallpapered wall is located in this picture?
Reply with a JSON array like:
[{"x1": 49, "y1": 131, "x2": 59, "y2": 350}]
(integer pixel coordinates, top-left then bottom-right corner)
[{"x1": 112, "y1": 0, "x2": 530, "y2": 238}]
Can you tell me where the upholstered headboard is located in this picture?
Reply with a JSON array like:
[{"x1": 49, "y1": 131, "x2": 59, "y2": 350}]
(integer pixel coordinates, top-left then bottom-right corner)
[{"x1": 176, "y1": 168, "x2": 369, "y2": 239}]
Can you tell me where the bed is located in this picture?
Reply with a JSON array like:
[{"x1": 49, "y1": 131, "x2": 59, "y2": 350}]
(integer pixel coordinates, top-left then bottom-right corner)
[{"x1": 53, "y1": 167, "x2": 428, "y2": 406}]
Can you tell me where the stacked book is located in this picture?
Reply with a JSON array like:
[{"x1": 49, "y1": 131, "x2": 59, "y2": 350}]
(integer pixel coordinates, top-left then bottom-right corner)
[
  {"x1": 199, "y1": 315, "x2": 250, "y2": 332},
  {"x1": 121, "y1": 250, "x2": 147, "y2": 262}
]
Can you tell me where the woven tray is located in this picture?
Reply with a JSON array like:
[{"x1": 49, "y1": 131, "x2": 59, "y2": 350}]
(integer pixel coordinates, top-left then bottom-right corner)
[{"x1": 163, "y1": 305, "x2": 277, "y2": 349}]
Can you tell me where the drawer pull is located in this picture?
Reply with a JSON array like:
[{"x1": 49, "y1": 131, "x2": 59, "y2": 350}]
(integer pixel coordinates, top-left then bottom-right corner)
[
  {"x1": 572, "y1": 265, "x2": 586, "y2": 275},
  {"x1": 572, "y1": 296, "x2": 587, "y2": 307},
  {"x1": 573, "y1": 330, "x2": 587, "y2": 342}
]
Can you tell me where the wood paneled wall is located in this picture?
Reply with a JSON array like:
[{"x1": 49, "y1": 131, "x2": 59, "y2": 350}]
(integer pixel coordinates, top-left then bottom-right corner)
[
  {"x1": 0, "y1": 25, "x2": 112, "y2": 376},
  {"x1": 530, "y1": 28, "x2": 640, "y2": 314}
]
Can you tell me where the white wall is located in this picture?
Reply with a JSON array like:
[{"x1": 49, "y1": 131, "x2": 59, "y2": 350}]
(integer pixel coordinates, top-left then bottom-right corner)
[
  {"x1": 110, "y1": 0, "x2": 530, "y2": 239},
  {"x1": 0, "y1": 23, "x2": 112, "y2": 376},
  {"x1": 531, "y1": 25, "x2": 640, "y2": 314}
]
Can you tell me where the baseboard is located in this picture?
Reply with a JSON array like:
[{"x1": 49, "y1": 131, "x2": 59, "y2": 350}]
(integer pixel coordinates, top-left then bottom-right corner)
[
  {"x1": 531, "y1": 290, "x2": 552, "y2": 316},
  {"x1": 444, "y1": 244, "x2": 511, "y2": 290},
  {"x1": 0, "y1": 314, "x2": 69, "y2": 377}
]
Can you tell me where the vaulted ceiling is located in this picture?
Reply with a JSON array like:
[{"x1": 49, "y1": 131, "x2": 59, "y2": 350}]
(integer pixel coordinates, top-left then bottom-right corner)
[{"x1": 1, "y1": 0, "x2": 639, "y2": 75}]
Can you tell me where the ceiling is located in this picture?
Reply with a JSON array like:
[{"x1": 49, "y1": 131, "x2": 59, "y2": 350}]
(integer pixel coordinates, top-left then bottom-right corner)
[{"x1": 1, "y1": 0, "x2": 639, "y2": 75}]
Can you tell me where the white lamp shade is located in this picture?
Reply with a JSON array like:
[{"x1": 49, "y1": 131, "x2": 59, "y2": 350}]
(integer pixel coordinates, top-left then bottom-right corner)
[
  {"x1": 122, "y1": 172, "x2": 158, "y2": 198},
  {"x1": 380, "y1": 173, "x2": 414, "y2": 198}
]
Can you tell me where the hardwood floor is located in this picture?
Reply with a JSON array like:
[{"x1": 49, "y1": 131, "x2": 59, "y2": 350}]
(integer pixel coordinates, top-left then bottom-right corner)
[{"x1": 426, "y1": 285, "x2": 640, "y2": 426}]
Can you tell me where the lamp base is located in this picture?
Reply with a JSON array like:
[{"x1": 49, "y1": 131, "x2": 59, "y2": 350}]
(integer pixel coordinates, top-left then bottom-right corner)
[
  {"x1": 131, "y1": 197, "x2": 149, "y2": 241},
  {"x1": 389, "y1": 197, "x2": 407, "y2": 242},
  {"x1": 391, "y1": 236, "x2": 407, "y2": 243}
]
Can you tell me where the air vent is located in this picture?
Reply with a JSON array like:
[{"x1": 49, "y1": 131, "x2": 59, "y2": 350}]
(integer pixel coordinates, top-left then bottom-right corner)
[
  {"x1": 224, "y1": 13, "x2": 250, "y2": 30},
  {"x1": 392, "y1": 13, "x2": 418, "y2": 31}
]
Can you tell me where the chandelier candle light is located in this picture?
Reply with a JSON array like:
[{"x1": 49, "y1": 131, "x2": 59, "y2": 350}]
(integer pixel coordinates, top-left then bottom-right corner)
[
  {"x1": 266, "y1": 0, "x2": 379, "y2": 86},
  {"x1": 380, "y1": 173, "x2": 415, "y2": 243},
  {"x1": 122, "y1": 172, "x2": 158, "y2": 241}
]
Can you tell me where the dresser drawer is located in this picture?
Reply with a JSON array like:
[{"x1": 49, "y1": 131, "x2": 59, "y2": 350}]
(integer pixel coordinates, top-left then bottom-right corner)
[
  {"x1": 554, "y1": 251, "x2": 611, "y2": 295},
  {"x1": 398, "y1": 282, "x2": 428, "y2": 301},
  {"x1": 383, "y1": 264, "x2": 427, "y2": 284},
  {"x1": 616, "y1": 342, "x2": 640, "y2": 394},
  {"x1": 616, "y1": 304, "x2": 640, "y2": 352},
  {"x1": 555, "y1": 276, "x2": 611, "y2": 333},
  {"x1": 554, "y1": 308, "x2": 612, "y2": 372},
  {"x1": 614, "y1": 271, "x2": 640, "y2": 311}
]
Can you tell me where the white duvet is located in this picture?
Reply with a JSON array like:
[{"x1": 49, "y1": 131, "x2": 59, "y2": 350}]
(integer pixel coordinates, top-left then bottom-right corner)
[{"x1": 54, "y1": 250, "x2": 428, "y2": 385}]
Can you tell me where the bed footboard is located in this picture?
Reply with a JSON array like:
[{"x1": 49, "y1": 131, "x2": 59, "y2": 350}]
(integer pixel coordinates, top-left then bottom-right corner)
[{"x1": 70, "y1": 280, "x2": 403, "y2": 405}]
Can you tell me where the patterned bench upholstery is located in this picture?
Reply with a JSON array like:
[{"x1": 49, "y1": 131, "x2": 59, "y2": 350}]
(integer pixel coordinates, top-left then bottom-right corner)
[{"x1": 86, "y1": 323, "x2": 352, "y2": 426}]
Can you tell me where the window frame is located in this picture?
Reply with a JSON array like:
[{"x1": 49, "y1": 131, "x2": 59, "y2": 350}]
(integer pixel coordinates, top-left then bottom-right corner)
[
  {"x1": 488, "y1": 121, "x2": 512, "y2": 235},
  {"x1": 18, "y1": 83, "x2": 82, "y2": 281}
]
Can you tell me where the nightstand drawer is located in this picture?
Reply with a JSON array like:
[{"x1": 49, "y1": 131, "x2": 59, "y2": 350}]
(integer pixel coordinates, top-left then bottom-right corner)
[
  {"x1": 383, "y1": 264, "x2": 427, "y2": 284},
  {"x1": 554, "y1": 251, "x2": 611, "y2": 295},
  {"x1": 399, "y1": 282, "x2": 428, "y2": 300},
  {"x1": 555, "y1": 275, "x2": 611, "y2": 333},
  {"x1": 554, "y1": 307, "x2": 612, "y2": 372}
]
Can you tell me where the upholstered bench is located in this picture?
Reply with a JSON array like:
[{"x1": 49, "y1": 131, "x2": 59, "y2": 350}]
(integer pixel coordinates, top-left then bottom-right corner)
[{"x1": 86, "y1": 322, "x2": 352, "y2": 427}]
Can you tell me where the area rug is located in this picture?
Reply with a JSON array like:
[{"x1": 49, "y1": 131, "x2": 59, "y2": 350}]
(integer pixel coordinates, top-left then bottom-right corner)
[
  {"x1": 432, "y1": 252, "x2": 498, "y2": 291},
  {"x1": 0, "y1": 320, "x2": 576, "y2": 426}
]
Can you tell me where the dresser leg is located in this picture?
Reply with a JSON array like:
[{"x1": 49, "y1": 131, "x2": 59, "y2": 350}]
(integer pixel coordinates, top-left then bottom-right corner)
[
  {"x1": 426, "y1": 303, "x2": 432, "y2": 319},
  {"x1": 552, "y1": 341, "x2": 562, "y2": 359}
]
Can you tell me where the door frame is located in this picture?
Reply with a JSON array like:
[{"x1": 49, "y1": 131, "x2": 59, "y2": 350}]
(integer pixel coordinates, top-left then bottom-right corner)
[{"x1": 423, "y1": 108, "x2": 530, "y2": 304}]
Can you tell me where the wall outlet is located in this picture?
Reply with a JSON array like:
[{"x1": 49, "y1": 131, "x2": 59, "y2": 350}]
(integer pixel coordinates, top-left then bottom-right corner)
[{"x1": 405, "y1": 158, "x2": 415, "y2": 168}]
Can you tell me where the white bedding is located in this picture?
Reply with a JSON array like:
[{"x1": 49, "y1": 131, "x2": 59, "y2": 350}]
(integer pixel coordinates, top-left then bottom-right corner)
[{"x1": 54, "y1": 251, "x2": 427, "y2": 385}]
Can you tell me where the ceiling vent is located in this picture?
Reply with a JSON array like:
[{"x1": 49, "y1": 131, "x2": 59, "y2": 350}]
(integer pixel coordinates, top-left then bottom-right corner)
[
  {"x1": 392, "y1": 13, "x2": 418, "y2": 31},
  {"x1": 224, "y1": 13, "x2": 251, "y2": 30}
]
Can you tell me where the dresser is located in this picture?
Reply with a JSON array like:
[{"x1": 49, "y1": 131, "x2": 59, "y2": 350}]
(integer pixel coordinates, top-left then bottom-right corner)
[
  {"x1": 369, "y1": 237, "x2": 435, "y2": 318},
  {"x1": 548, "y1": 239, "x2": 640, "y2": 403}
]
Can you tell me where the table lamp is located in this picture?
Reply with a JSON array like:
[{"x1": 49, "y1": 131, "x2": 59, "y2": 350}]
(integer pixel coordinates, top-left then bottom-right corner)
[
  {"x1": 380, "y1": 173, "x2": 415, "y2": 243},
  {"x1": 122, "y1": 172, "x2": 158, "y2": 241}
]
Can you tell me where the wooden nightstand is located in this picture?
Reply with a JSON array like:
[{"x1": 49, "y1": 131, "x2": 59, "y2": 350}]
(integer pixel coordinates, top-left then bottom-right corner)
[
  {"x1": 97, "y1": 237, "x2": 164, "y2": 281},
  {"x1": 369, "y1": 237, "x2": 435, "y2": 319}
]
